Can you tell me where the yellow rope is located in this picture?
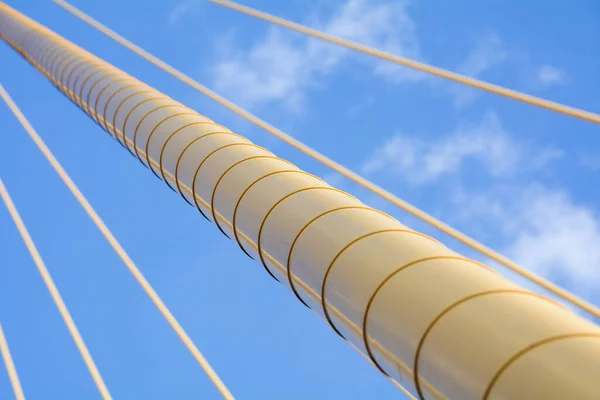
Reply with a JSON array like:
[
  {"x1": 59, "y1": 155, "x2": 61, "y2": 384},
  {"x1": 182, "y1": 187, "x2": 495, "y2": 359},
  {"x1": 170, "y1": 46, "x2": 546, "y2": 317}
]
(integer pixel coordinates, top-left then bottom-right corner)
[
  {"x1": 208, "y1": 0, "x2": 600, "y2": 125},
  {"x1": 51, "y1": 0, "x2": 600, "y2": 319},
  {"x1": 0, "y1": 84, "x2": 235, "y2": 400},
  {"x1": 0, "y1": 178, "x2": 112, "y2": 400},
  {"x1": 0, "y1": 323, "x2": 26, "y2": 400}
]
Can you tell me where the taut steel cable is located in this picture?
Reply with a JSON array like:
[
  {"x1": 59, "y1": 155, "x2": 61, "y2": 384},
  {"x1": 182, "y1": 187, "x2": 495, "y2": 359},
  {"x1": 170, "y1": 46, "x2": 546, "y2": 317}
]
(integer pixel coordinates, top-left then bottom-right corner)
[
  {"x1": 2, "y1": 3, "x2": 600, "y2": 399},
  {"x1": 0, "y1": 322, "x2": 25, "y2": 400},
  {"x1": 0, "y1": 177, "x2": 112, "y2": 400},
  {"x1": 0, "y1": 82, "x2": 235, "y2": 399},
  {"x1": 207, "y1": 0, "x2": 600, "y2": 125}
]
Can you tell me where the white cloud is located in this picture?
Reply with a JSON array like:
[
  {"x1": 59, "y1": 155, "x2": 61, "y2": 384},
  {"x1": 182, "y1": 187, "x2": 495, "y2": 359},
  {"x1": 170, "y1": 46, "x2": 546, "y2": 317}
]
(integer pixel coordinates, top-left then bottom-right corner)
[
  {"x1": 210, "y1": 0, "x2": 423, "y2": 110},
  {"x1": 458, "y1": 34, "x2": 507, "y2": 77},
  {"x1": 211, "y1": 29, "x2": 310, "y2": 111},
  {"x1": 508, "y1": 187, "x2": 600, "y2": 292},
  {"x1": 537, "y1": 64, "x2": 566, "y2": 88},
  {"x1": 451, "y1": 183, "x2": 600, "y2": 300},
  {"x1": 362, "y1": 111, "x2": 600, "y2": 300},
  {"x1": 449, "y1": 34, "x2": 507, "y2": 107},
  {"x1": 362, "y1": 111, "x2": 561, "y2": 184},
  {"x1": 208, "y1": 1, "x2": 568, "y2": 112},
  {"x1": 168, "y1": 1, "x2": 198, "y2": 26},
  {"x1": 442, "y1": 36, "x2": 568, "y2": 105},
  {"x1": 345, "y1": 94, "x2": 375, "y2": 117},
  {"x1": 324, "y1": 0, "x2": 424, "y2": 83},
  {"x1": 323, "y1": 172, "x2": 346, "y2": 188},
  {"x1": 530, "y1": 147, "x2": 564, "y2": 170},
  {"x1": 579, "y1": 152, "x2": 600, "y2": 172}
]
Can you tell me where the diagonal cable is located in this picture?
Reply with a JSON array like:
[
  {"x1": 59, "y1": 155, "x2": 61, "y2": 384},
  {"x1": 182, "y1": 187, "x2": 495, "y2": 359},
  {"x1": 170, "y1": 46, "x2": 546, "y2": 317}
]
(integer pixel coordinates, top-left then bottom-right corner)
[
  {"x1": 50, "y1": 0, "x2": 600, "y2": 319},
  {"x1": 0, "y1": 322, "x2": 26, "y2": 400},
  {"x1": 207, "y1": 0, "x2": 600, "y2": 125},
  {"x1": 0, "y1": 178, "x2": 112, "y2": 400},
  {"x1": 0, "y1": 84, "x2": 235, "y2": 400}
]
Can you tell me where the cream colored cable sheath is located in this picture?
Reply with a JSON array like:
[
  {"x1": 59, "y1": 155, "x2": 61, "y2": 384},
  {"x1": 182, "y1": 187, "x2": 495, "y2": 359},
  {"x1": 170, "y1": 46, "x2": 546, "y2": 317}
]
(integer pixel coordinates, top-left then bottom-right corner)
[
  {"x1": 0, "y1": 177, "x2": 112, "y2": 400},
  {"x1": 19, "y1": 40, "x2": 425, "y2": 399},
  {"x1": 11, "y1": 42, "x2": 441, "y2": 400},
  {"x1": 25, "y1": 41, "x2": 422, "y2": 400},
  {"x1": 207, "y1": 0, "x2": 600, "y2": 125},
  {"x1": 0, "y1": 30, "x2": 421, "y2": 400},
  {"x1": 50, "y1": 0, "x2": 600, "y2": 319},
  {"x1": 0, "y1": 322, "x2": 26, "y2": 400},
  {"x1": 3, "y1": 5, "x2": 600, "y2": 400},
  {"x1": 0, "y1": 27, "x2": 419, "y2": 400},
  {"x1": 0, "y1": 86, "x2": 235, "y2": 399},
  {"x1": 16, "y1": 36, "x2": 423, "y2": 399}
]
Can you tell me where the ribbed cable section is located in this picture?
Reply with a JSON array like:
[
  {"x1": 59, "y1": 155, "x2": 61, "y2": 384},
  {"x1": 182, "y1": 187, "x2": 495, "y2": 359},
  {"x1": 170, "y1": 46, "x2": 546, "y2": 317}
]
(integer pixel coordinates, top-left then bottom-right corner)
[
  {"x1": 2, "y1": 4, "x2": 600, "y2": 399},
  {"x1": 52, "y1": 0, "x2": 600, "y2": 320},
  {"x1": 0, "y1": 83, "x2": 234, "y2": 400}
]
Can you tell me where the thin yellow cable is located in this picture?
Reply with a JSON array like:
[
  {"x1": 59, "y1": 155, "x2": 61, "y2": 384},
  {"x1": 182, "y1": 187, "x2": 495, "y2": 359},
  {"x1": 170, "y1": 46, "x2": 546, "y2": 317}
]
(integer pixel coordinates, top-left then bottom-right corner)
[
  {"x1": 51, "y1": 0, "x2": 600, "y2": 319},
  {"x1": 0, "y1": 84, "x2": 235, "y2": 400},
  {"x1": 0, "y1": 178, "x2": 112, "y2": 400},
  {"x1": 207, "y1": 0, "x2": 600, "y2": 125},
  {"x1": 0, "y1": 323, "x2": 26, "y2": 400}
]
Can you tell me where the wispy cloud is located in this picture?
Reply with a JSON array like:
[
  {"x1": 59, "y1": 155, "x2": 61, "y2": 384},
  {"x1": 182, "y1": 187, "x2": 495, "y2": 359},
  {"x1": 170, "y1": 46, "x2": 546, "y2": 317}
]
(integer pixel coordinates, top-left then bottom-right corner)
[
  {"x1": 345, "y1": 94, "x2": 375, "y2": 117},
  {"x1": 448, "y1": 34, "x2": 507, "y2": 107},
  {"x1": 442, "y1": 36, "x2": 569, "y2": 105},
  {"x1": 361, "y1": 111, "x2": 561, "y2": 184},
  {"x1": 459, "y1": 35, "x2": 507, "y2": 77},
  {"x1": 325, "y1": 0, "x2": 424, "y2": 83},
  {"x1": 210, "y1": 28, "x2": 310, "y2": 111},
  {"x1": 579, "y1": 152, "x2": 600, "y2": 172},
  {"x1": 210, "y1": 0, "x2": 423, "y2": 111},
  {"x1": 167, "y1": 1, "x2": 198, "y2": 26},
  {"x1": 363, "y1": 107, "x2": 597, "y2": 302},
  {"x1": 508, "y1": 187, "x2": 600, "y2": 294},
  {"x1": 362, "y1": 110, "x2": 600, "y2": 299},
  {"x1": 451, "y1": 183, "x2": 600, "y2": 300},
  {"x1": 537, "y1": 64, "x2": 566, "y2": 88},
  {"x1": 208, "y1": 0, "x2": 568, "y2": 113}
]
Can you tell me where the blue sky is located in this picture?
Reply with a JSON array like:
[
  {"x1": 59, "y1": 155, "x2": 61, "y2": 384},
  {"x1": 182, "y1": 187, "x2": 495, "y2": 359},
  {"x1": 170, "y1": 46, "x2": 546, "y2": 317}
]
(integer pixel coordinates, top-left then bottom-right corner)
[{"x1": 1, "y1": 0, "x2": 599, "y2": 399}]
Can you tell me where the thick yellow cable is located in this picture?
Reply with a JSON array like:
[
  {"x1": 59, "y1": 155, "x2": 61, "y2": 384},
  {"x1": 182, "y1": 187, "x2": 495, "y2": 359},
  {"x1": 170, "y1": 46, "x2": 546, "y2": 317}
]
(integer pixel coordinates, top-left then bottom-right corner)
[
  {"x1": 1, "y1": 29, "x2": 417, "y2": 397},
  {"x1": 208, "y1": 0, "x2": 600, "y2": 125},
  {"x1": 0, "y1": 323, "x2": 26, "y2": 400},
  {"x1": 51, "y1": 0, "x2": 600, "y2": 319},
  {"x1": 0, "y1": 84, "x2": 235, "y2": 400},
  {"x1": 0, "y1": 177, "x2": 112, "y2": 400}
]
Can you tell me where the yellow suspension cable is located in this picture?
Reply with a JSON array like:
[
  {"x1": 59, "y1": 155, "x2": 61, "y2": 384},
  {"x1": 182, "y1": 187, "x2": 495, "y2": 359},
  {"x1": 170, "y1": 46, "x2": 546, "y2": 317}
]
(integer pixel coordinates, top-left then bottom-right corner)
[
  {"x1": 0, "y1": 84, "x2": 235, "y2": 400},
  {"x1": 51, "y1": 0, "x2": 600, "y2": 319},
  {"x1": 208, "y1": 0, "x2": 600, "y2": 125},
  {"x1": 0, "y1": 322, "x2": 26, "y2": 400},
  {"x1": 0, "y1": 178, "x2": 112, "y2": 400}
]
